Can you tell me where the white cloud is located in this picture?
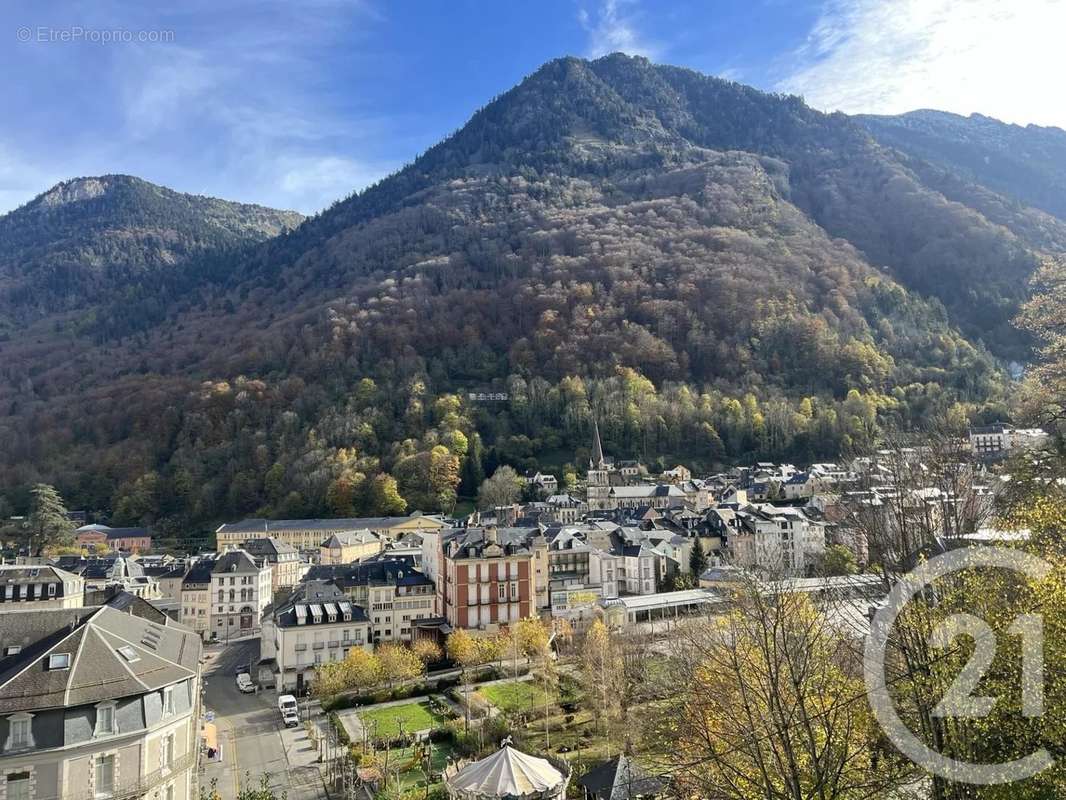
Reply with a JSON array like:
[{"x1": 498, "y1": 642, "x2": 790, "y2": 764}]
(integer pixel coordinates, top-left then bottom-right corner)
[
  {"x1": 276, "y1": 155, "x2": 393, "y2": 214},
  {"x1": 778, "y1": 0, "x2": 1066, "y2": 129},
  {"x1": 579, "y1": 0, "x2": 659, "y2": 59}
]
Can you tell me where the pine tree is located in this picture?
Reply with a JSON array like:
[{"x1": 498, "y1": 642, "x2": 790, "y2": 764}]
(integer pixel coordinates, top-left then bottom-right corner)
[
  {"x1": 689, "y1": 538, "x2": 708, "y2": 580},
  {"x1": 28, "y1": 483, "x2": 75, "y2": 556}
]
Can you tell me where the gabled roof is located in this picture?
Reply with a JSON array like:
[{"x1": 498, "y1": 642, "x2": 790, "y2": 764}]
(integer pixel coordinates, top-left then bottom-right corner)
[
  {"x1": 211, "y1": 550, "x2": 260, "y2": 574},
  {"x1": 578, "y1": 756, "x2": 665, "y2": 800},
  {"x1": 76, "y1": 524, "x2": 150, "y2": 540},
  {"x1": 321, "y1": 530, "x2": 380, "y2": 549},
  {"x1": 0, "y1": 604, "x2": 200, "y2": 713},
  {"x1": 242, "y1": 537, "x2": 298, "y2": 558}
]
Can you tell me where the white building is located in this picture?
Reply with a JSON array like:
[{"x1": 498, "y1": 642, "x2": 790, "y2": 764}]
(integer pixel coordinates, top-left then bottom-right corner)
[
  {"x1": 260, "y1": 580, "x2": 372, "y2": 693},
  {"x1": 199, "y1": 550, "x2": 273, "y2": 640},
  {"x1": 726, "y1": 504, "x2": 826, "y2": 575}
]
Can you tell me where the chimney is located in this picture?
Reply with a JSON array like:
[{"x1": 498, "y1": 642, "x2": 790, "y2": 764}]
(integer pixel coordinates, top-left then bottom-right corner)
[{"x1": 484, "y1": 526, "x2": 499, "y2": 546}]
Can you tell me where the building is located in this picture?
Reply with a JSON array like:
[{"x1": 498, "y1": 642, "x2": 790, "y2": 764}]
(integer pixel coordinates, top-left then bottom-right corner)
[
  {"x1": 725, "y1": 504, "x2": 827, "y2": 575},
  {"x1": 179, "y1": 561, "x2": 213, "y2": 639},
  {"x1": 433, "y1": 527, "x2": 546, "y2": 631},
  {"x1": 304, "y1": 559, "x2": 436, "y2": 643},
  {"x1": 208, "y1": 551, "x2": 272, "y2": 639},
  {"x1": 0, "y1": 603, "x2": 202, "y2": 800},
  {"x1": 52, "y1": 557, "x2": 160, "y2": 600},
  {"x1": 142, "y1": 563, "x2": 191, "y2": 608},
  {"x1": 526, "y1": 472, "x2": 559, "y2": 497},
  {"x1": 319, "y1": 531, "x2": 384, "y2": 565},
  {"x1": 543, "y1": 495, "x2": 586, "y2": 525},
  {"x1": 578, "y1": 755, "x2": 666, "y2": 800},
  {"x1": 0, "y1": 565, "x2": 84, "y2": 609},
  {"x1": 215, "y1": 513, "x2": 446, "y2": 551},
  {"x1": 241, "y1": 538, "x2": 303, "y2": 590},
  {"x1": 74, "y1": 525, "x2": 152, "y2": 554},
  {"x1": 969, "y1": 424, "x2": 1048, "y2": 458},
  {"x1": 260, "y1": 580, "x2": 372, "y2": 693}
]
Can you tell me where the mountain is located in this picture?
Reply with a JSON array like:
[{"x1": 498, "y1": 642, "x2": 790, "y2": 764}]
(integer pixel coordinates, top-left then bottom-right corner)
[
  {"x1": 858, "y1": 110, "x2": 1066, "y2": 223},
  {"x1": 0, "y1": 175, "x2": 303, "y2": 328},
  {"x1": 2, "y1": 54, "x2": 1064, "y2": 536}
]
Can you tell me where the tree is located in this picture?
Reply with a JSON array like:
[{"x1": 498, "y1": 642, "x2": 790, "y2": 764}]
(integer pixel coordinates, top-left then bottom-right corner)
[
  {"x1": 655, "y1": 585, "x2": 910, "y2": 800},
  {"x1": 581, "y1": 618, "x2": 621, "y2": 754},
  {"x1": 344, "y1": 648, "x2": 384, "y2": 695},
  {"x1": 362, "y1": 473, "x2": 407, "y2": 515},
  {"x1": 688, "y1": 538, "x2": 708, "y2": 580},
  {"x1": 411, "y1": 638, "x2": 443, "y2": 666},
  {"x1": 477, "y1": 466, "x2": 522, "y2": 510},
  {"x1": 820, "y1": 543, "x2": 859, "y2": 576},
  {"x1": 28, "y1": 483, "x2": 75, "y2": 556},
  {"x1": 446, "y1": 629, "x2": 484, "y2": 730},
  {"x1": 376, "y1": 643, "x2": 424, "y2": 688}
]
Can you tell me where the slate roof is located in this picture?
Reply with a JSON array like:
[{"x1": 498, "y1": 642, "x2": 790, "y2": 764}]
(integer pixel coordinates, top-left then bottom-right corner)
[
  {"x1": 76, "y1": 524, "x2": 150, "y2": 540},
  {"x1": 211, "y1": 550, "x2": 260, "y2": 574},
  {"x1": 0, "y1": 604, "x2": 200, "y2": 714},
  {"x1": 578, "y1": 756, "x2": 665, "y2": 800},
  {"x1": 321, "y1": 530, "x2": 380, "y2": 548},
  {"x1": 241, "y1": 537, "x2": 299, "y2": 558},
  {"x1": 304, "y1": 559, "x2": 432, "y2": 589},
  {"x1": 272, "y1": 581, "x2": 369, "y2": 628},
  {"x1": 217, "y1": 513, "x2": 444, "y2": 536},
  {"x1": 0, "y1": 565, "x2": 79, "y2": 586}
]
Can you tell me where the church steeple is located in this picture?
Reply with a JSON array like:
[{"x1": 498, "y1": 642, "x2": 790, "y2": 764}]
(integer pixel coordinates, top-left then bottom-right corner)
[{"x1": 590, "y1": 417, "x2": 605, "y2": 469}]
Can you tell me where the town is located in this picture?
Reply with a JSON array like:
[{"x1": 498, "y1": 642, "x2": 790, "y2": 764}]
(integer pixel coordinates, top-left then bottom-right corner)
[{"x1": 0, "y1": 423, "x2": 1044, "y2": 800}]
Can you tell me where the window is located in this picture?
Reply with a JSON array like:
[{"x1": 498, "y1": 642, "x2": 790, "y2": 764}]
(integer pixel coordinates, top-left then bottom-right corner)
[
  {"x1": 160, "y1": 733, "x2": 174, "y2": 769},
  {"x1": 47, "y1": 653, "x2": 70, "y2": 670},
  {"x1": 95, "y1": 755, "x2": 114, "y2": 798},
  {"x1": 162, "y1": 687, "x2": 175, "y2": 716},
  {"x1": 497, "y1": 583, "x2": 506, "y2": 601},
  {"x1": 4, "y1": 646, "x2": 20, "y2": 656},
  {"x1": 6, "y1": 716, "x2": 32, "y2": 750},
  {"x1": 95, "y1": 704, "x2": 116, "y2": 736},
  {"x1": 116, "y1": 646, "x2": 139, "y2": 663},
  {"x1": 6, "y1": 772, "x2": 30, "y2": 800}
]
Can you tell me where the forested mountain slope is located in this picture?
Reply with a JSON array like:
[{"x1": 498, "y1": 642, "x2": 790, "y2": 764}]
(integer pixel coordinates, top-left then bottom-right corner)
[
  {"x1": 0, "y1": 175, "x2": 303, "y2": 329},
  {"x1": 1, "y1": 54, "x2": 1063, "y2": 537},
  {"x1": 859, "y1": 109, "x2": 1066, "y2": 222}
]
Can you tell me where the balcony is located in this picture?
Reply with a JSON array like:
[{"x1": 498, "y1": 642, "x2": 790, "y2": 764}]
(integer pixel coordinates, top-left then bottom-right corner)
[
  {"x1": 84, "y1": 751, "x2": 197, "y2": 800},
  {"x1": 328, "y1": 640, "x2": 340, "y2": 648},
  {"x1": 294, "y1": 644, "x2": 307, "y2": 652},
  {"x1": 312, "y1": 642, "x2": 325, "y2": 650}
]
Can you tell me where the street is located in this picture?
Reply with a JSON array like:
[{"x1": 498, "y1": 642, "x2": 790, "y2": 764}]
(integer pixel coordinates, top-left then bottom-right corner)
[{"x1": 202, "y1": 639, "x2": 329, "y2": 800}]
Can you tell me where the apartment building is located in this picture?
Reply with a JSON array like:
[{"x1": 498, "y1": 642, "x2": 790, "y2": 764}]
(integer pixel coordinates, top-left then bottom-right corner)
[
  {"x1": 74, "y1": 525, "x2": 152, "y2": 554},
  {"x1": 241, "y1": 538, "x2": 304, "y2": 590},
  {"x1": 260, "y1": 581, "x2": 372, "y2": 693},
  {"x1": 215, "y1": 513, "x2": 446, "y2": 551},
  {"x1": 303, "y1": 558, "x2": 436, "y2": 643},
  {"x1": 0, "y1": 604, "x2": 201, "y2": 800},
  {"x1": 319, "y1": 531, "x2": 384, "y2": 565},
  {"x1": 726, "y1": 504, "x2": 826, "y2": 575},
  {"x1": 434, "y1": 527, "x2": 546, "y2": 631},
  {"x1": 208, "y1": 551, "x2": 272, "y2": 639},
  {"x1": 0, "y1": 566, "x2": 85, "y2": 609}
]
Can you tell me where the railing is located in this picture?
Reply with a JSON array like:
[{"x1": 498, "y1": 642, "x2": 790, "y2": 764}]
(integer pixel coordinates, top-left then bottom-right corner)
[
  {"x1": 328, "y1": 641, "x2": 340, "y2": 648},
  {"x1": 294, "y1": 644, "x2": 307, "y2": 652},
  {"x1": 86, "y1": 751, "x2": 197, "y2": 800},
  {"x1": 312, "y1": 642, "x2": 325, "y2": 650}
]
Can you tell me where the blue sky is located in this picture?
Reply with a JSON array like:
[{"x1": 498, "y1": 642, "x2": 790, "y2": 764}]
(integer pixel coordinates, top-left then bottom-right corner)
[{"x1": 2, "y1": 0, "x2": 1062, "y2": 215}]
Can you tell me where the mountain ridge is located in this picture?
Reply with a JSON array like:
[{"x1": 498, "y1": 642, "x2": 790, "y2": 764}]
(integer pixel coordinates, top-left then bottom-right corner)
[{"x1": 0, "y1": 53, "x2": 1062, "y2": 535}]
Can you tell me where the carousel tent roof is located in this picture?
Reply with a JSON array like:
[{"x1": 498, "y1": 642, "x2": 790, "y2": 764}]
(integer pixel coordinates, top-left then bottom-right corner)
[{"x1": 446, "y1": 745, "x2": 567, "y2": 799}]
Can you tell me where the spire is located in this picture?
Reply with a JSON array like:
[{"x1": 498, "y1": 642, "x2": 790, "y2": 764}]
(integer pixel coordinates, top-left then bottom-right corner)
[{"x1": 591, "y1": 417, "x2": 605, "y2": 469}]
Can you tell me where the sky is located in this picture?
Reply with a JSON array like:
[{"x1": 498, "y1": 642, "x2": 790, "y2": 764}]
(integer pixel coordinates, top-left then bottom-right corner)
[{"x1": 1, "y1": 0, "x2": 1062, "y2": 216}]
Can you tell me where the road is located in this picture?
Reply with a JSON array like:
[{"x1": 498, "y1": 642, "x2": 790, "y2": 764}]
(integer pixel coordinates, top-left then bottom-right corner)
[{"x1": 201, "y1": 639, "x2": 328, "y2": 800}]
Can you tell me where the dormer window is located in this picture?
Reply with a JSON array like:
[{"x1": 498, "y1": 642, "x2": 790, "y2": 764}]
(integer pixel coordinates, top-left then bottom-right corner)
[
  {"x1": 162, "y1": 686, "x2": 175, "y2": 716},
  {"x1": 48, "y1": 653, "x2": 70, "y2": 670},
  {"x1": 94, "y1": 702, "x2": 116, "y2": 736},
  {"x1": 5, "y1": 714, "x2": 33, "y2": 751},
  {"x1": 4, "y1": 647, "x2": 20, "y2": 657}
]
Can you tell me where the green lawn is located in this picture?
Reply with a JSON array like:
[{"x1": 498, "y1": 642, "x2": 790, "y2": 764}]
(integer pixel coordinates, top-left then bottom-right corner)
[
  {"x1": 477, "y1": 681, "x2": 555, "y2": 714},
  {"x1": 358, "y1": 701, "x2": 448, "y2": 739},
  {"x1": 390, "y1": 741, "x2": 457, "y2": 791}
]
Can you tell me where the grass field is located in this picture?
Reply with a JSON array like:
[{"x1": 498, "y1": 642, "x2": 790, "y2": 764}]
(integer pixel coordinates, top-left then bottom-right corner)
[
  {"x1": 477, "y1": 681, "x2": 555, "y2": 714},
  {"x1": 359, "y1": 700, "x2": 448, "y2": 739}
]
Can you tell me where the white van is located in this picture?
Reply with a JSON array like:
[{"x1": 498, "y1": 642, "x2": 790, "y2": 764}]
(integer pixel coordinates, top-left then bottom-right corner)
[{"x1": 278, "y1": 694, "x2": 299, "y2": 727}]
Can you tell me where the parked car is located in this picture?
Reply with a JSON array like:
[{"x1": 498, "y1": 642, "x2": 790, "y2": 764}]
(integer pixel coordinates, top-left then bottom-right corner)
[
  {"x1": 235, "y1": 673, "x2": 255, "y2": 693},
  {"x1": 234, "y1": 662, "x2": 251, "y2": 676},
  {"x1": 282, "y1": 709, "x2": 300, "y2": 728}
]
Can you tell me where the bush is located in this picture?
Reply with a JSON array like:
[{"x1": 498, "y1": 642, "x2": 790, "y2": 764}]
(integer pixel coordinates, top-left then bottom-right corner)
[{"x1": 328, "y1": 712, "x2": 351, "y2": 745}]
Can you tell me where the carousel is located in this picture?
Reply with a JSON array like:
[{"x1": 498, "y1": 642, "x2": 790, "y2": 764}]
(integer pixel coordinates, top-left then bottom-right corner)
[{"x1": 444, "y1": 740, "x2": 571, "y2": 800}]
